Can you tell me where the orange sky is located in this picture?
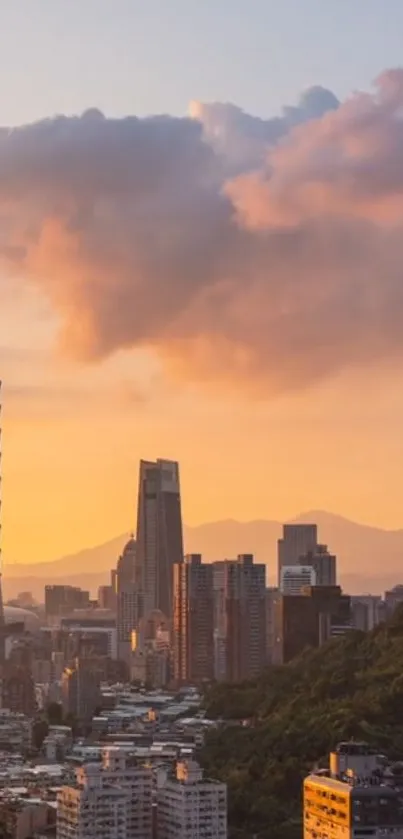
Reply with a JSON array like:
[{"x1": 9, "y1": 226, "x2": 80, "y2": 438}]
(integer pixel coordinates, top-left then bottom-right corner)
[{"x1": 3, "y1": 282, "x2": 403, "y2": 567}]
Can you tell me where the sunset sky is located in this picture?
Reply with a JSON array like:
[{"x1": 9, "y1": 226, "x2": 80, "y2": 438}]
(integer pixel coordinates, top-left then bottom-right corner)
[{"x1": 3, "y1": 0, "x2": 403, "y2": 567}]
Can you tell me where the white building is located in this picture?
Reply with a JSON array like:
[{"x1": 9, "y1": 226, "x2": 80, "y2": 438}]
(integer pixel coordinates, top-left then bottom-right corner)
[
  {"x1": 280, "y1": 565, "x2": 316, "y2": 595},
  {"x1": 57, "y1": 747, "x2": 152, "y2": 839},
  {"x1": 157, "y1": 759, "x2": 227, "y2": 839}
]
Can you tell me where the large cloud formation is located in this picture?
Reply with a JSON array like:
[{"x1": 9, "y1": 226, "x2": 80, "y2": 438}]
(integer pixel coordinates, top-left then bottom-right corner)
[{"x1": 2, "y1": 71, "x2": 403, "y2": 392}]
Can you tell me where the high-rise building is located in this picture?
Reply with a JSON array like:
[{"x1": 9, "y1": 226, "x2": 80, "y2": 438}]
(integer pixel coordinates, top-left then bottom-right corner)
[
  {"x1": 173, "y1": 554, "x2": 214, "y2": 686},
  {"x1": 57, "y1": 747, "x2": 153, "y2": 839},
  {"x1": 280, "y1": 565, "x2": 316, "y2": 595},
  {"x1": 135, "y1": 459, "x2": 184, "y2": 620},
  {"x1": 298, "y1": 544, "x2": 337, "y2": 586},
  {"x1": 219, "y1": 554, "x2": 267, "y2": 683},
  {"x1": 116, "y1": 537, "x2": 143, "y2": 664},
  {"x1": 157, "y1": 760, "x2": 227, "y2": 839},
  {"x1": 304, "y1": 742, "x2": 403, "y2": 839},
  {"x1": 277, "y1": 524, "x2": 317, "y2": 586},
  {"x1": 212, "y1": 562, "x2": 227, "y2": 681}
]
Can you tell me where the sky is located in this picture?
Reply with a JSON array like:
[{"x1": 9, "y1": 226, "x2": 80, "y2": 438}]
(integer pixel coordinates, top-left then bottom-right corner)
[{"x1": 3, "y1": 0, "x2": 403, "y2": 566}]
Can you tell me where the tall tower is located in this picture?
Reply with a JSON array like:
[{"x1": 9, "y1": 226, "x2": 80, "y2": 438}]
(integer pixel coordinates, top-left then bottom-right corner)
[
  {"x1": 277, "y1": 523, "x2": 317, "y2": 586},
  {"x1": 215, "y1": 554, "x2": 267, "y2": 683},
  {"x1": 135, "y1": 459, "x2": 183, "y2": 621},
  {"x1": 0, "y1": 381, "x2": 6, "y2": 668},
  {"x1": 173, "y1": 554, "x2": 214, "y2": 686}
]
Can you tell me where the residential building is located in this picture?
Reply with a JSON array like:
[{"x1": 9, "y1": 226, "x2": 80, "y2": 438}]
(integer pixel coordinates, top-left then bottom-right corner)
[
  {"x1": 220, "y1": 554, "x2": 266, "y2": 682},
  {"x1": 173, "y1": 554, "x2": 214, "y2": 686},
  {"x1": 0, "y1": 796, "x2": 55, "y2": 839},
  {"x1": 304, "y1": 742, "x2": 403, "y2": 839},
  {"x1": 57, "y1": 747, "x2": 153, "y2": 839},
  {"x1": 280, "y1": 565, "x2": 316, "y2": 595},
  {"x1": 135, "y1": 459, "x2": 184, "y2": 620},
  {"x1": 212, "y1": 562, "x2": 227, "y2": 681},
  {"x1": 277, "y1": 524, "x2": 317, "y2": 586},
  {"x1": 157, "y1": 759, "x2": 227, "y2": 839}
]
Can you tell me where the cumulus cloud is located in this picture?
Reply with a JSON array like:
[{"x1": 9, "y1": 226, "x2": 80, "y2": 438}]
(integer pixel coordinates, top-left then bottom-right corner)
[{"x1": 1, "y1": 72, "x2": 403, "y2": 393}]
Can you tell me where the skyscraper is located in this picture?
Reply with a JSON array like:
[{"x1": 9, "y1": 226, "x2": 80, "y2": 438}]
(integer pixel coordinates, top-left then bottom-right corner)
[
  {"x1": 277, "y1": 523, "x2": 318, "y2": 586},
  {"x1": 217, "y1": 554, "x2": 267, "y2": 683},
  {"x1": 135, "y1": 459, "x2": 184, "y2": 620},
  {"x1": 173, "y1": 554, "x2": 214, "y2": 685}
]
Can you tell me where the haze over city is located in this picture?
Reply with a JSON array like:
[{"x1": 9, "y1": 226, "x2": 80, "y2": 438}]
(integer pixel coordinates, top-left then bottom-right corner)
[{"x1": 3, "y1": 0, "x2": 403, "y2": 566}]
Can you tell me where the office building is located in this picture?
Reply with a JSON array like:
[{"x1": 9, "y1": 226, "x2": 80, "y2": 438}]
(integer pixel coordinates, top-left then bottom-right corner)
[
  {"x1": 57, "y1": 747, "x2": 153, "y2": 839},
  {"x1": 277, "y1": 524, "x2": 317, "y2": 586},
  {"x1": 116, "y1": 537, "x2": 143, "y2": 664},
  {"x1": 275, "y1": 586, "x2": 351, "y2": 663},
  {"x1": 173, "y1": 555, "x2": 214, "y2": 685},
  {"x1": 45, "y1": 586, "x2": 89, "y2": 625},
  {"x1": 157, "y1": 759, "x2": 227, "y2": 839},
  {"x1": 298, "y1": 544, "x2": 337, "y2": 586},
  {"x1": 135, "y1": 459, "x2": 184, "y2": 620},
  {"x1": 280, "y1": 565, "x2": 316, "y2": 595},
  {"x1": 304, "y1": 742, "x2": 403, "y2": 839},
  {"x1": 61, "y1": 657, "x2": 102, "y2": 722},
  {"x1": 220, "y1": 554, "x2": 266, "y2": 682}
]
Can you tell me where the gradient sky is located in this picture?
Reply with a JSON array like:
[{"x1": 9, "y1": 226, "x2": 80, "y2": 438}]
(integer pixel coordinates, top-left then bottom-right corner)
[{"x1": 3, "y1": 0, "x2": 403, "y2": 566}]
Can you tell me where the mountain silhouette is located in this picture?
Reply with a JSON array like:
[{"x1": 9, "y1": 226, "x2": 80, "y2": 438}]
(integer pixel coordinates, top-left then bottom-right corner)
[{"x1": 4, "y1": 511, "x2": 403, "y2": 600}]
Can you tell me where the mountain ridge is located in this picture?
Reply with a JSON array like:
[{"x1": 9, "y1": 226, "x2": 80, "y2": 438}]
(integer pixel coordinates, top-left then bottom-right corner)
[{"x1": 4, "y1": 510, "x2": 403, "y2": 600}]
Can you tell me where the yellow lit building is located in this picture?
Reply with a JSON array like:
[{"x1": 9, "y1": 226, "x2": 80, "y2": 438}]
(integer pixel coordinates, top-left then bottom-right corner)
[{"x1": 304, "y1": 742, "x2": 403, "y2": 839}]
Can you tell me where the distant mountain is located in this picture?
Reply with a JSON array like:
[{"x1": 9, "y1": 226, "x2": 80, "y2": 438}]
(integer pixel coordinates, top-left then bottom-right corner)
[{"x1": 4, "y1": 511, "x2": 403, "y2": 600}]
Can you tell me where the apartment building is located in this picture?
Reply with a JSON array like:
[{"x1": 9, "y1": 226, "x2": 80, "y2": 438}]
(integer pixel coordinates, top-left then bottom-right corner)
[
  {"x1": 157, "y1": 760, "x2": 227, "y2": 839},
  {"x1": 57, "y1": 747, "x2": 152, "y2": 839}
]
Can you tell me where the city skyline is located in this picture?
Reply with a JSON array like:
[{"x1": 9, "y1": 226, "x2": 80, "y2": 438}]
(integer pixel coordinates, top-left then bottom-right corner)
[{"x1": 3, "y1": 3, "x2": 403, "y2": 565}]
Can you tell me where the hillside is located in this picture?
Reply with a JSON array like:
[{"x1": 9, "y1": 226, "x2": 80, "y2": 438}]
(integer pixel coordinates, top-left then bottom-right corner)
[
  {"x1": 200, "y1": 608, "x2": 403, "y2": 839},
  {"x1": 4, "y1": 510, "x2": 403, "y2": 599}
]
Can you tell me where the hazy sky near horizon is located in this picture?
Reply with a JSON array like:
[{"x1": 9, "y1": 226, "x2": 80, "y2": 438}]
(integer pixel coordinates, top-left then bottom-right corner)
[{"x1": 3, "y1": 0, "x2": 403, "y2": 565}]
